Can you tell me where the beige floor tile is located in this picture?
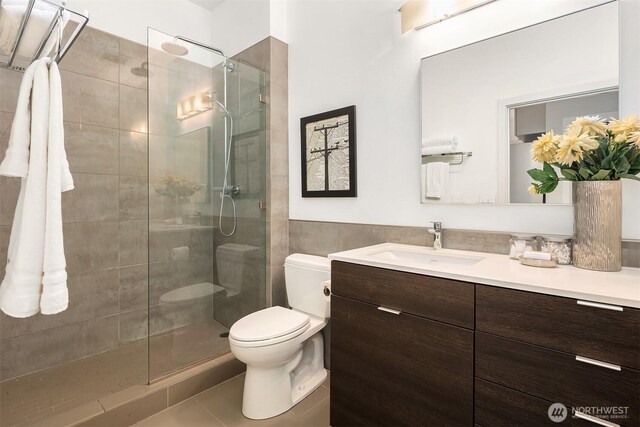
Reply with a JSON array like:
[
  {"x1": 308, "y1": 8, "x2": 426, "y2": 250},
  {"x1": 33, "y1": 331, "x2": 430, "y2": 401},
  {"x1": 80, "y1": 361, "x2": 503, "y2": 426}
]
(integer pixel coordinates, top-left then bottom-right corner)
[
  {"x1": 292, "y1": 397, "x2": 330, "y2": 427},
  {"x1": 194, "y1": 377, "x2": 245, "y2": 425},
  {"x1": 137, "y1": 398, "x2": 224, "y2": 427},
  {"x1": 289, "y1": 385, "x2": 328, "y2": 415}
]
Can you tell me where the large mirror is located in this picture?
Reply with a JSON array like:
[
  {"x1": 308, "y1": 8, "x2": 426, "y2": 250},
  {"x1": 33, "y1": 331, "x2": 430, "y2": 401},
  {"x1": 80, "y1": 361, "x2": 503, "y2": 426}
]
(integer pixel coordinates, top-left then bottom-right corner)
[{"x1": 420, "y1": 1, "x2": 619, "y2": 204}]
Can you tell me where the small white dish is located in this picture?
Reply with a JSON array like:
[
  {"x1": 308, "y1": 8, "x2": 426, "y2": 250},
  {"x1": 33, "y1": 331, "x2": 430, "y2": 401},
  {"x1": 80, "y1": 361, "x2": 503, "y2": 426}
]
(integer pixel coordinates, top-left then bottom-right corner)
[{"x1": 519, "y1": 257, "x2": 557, "y2": 268}]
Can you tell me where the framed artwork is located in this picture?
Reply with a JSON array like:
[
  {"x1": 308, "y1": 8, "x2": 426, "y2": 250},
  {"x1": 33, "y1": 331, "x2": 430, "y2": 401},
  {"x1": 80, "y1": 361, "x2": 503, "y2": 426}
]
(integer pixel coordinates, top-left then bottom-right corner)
[{"x1": 300, "y1": 105, "x2": 357, "y2": 197}]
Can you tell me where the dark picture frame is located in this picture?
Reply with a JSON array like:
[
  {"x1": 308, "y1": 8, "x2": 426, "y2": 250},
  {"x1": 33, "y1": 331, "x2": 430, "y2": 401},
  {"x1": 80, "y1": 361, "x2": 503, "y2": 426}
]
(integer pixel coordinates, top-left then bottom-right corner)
[{"x1": 300, "y1": 105, "x2": 357, "y2": 197}]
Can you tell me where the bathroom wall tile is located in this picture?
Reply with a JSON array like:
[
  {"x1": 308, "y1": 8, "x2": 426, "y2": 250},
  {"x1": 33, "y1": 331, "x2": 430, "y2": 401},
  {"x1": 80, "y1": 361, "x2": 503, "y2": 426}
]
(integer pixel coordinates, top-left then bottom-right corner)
[
  {"x1": 120, "y1": 130, "x2": 148, "y2": 177},
  {"x1": 77, "y1": 388, "x2": 167, "y2": 427},
  {"x1": 0, "y1": 225, "x2": 8, "y2": 277},
  {"x1": 119, "y1": 85, "x2": 148, "y2": 133},
  {"x1": 0, "y1": 111, "x2": 13, "y2": 152},
  {"x1": 149, "y1": 228, "x2": 214, "y2": 263},
  {"x1": 268, "y1": 219, "x2": 288, "y2": 267},
  {"x1": 62, "y1": 173, "x2": 119, "y2": 222},
  {"x1": 61, "y1": 71, "x2": 119, "y2": 128},
  {"x1": 64, "y1": 222, "x2": 119, "y2": 273},
  {"x1": 269, "y1": 82, "x2": 288, "y2": 133},
  {"x1": 269, "y1": 129, "x2": 289, "y2": 176},
  {"x1": 0, "y1": 315, "x2": 118, "y2": 381},
  {"x1": 119, "y1": 175, "x2": 148, "y2": 220},
  {"x1": 0, "y1": 176, "x2": 20, "y2": 226},
  {"x1": 270, "y1": 265, "x2": 287, "y2": 307},
  {"x1": 269, "y1": 37, "x2": 288, "y2": 88},
  {"x1": 233, "y1": 38, "x2": 270, "y2": 72},
  {"x1": 268, "y1": 174, "x2": 289, "y2": 220},
  {"x1": 119, "y1": 220, "x2": 149, "y2": 267},
  {"x1": 119, "y1": 307, "x2": 149, "y2": 344},
  {"x1": 0, "y1": 268, "x2": 119, "y2": 340},
  {"x1": 59, "y1": 27, "x2": 120, "y2": 82},
  {"x1": 65, "y1": 122, "x2": 119, "y2": 175},
  {"x1": 167, "y1": 358, "x2": 245, "y2": 406},
  {"x1": 0, "y1": 68, "x2": 21, "y2": 112},
  {"x1": 119, "y1": 264, "x2": 148, "y2": 312},
  {"x1": 442, "y1": 228, "x2": 511, "y2": 255},
  {"x1": 120, "y1": 39, "x2": 148, "y2": 89},
  {"x1": 622, "y1": 240, "x2": 640, "y2": 268},
  {"x1": 148, "y1": 298, "x2": 213, "y2": 338}
]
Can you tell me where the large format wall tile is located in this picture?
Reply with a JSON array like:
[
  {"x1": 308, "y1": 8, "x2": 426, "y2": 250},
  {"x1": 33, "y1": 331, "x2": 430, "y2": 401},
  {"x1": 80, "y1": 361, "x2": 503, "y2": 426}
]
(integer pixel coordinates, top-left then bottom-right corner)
[
  {"x1": 65, "y1": 123, "x2": 119, "y2": 175},
  {"x1": 120, "y1": 39, "x2": 148, "y2": 89},
  {"x1": 119, "y1": 264, "x2": 149, "y2": 313},
  {"x1": 0, "y1": 269, "x2": 119, "y2": 340},
  {"x1": 120, "y1": 175, "x2": 149, "y2": 220},
  {"x1": 64, "y1": 222, "x2": 119, "y2": 273},
  {"x1": 0, "y1": 69, "x2": 20, "y2": 112},
  {"x1": 0, "y1": 315, "x2": 119, "y2": 381},
  {"x1": 62, "y1": 173, "x2": 119, "y2": 222},
  {"x1": 119, "y1": 85, "x2": 148, "y2": 133},
  {"x1": 59, "y1": 27, "x2": 120, "y2": 82},
  {"x1": 119, "y1": 220, "x2": 149, "y2": 267},
  {"x1": 61, "y1": 70, "x2": 119, "y2": 128},
  {"x1": 120, "y1": 130, "x2": 148, "y2": 177}
]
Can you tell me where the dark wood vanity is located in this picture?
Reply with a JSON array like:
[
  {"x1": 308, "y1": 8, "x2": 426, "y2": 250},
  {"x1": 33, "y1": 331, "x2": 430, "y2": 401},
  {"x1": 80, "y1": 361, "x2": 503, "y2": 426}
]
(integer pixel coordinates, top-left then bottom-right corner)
[{"x1": 329, "y1": 261, "x2": 640, "y2": 427}]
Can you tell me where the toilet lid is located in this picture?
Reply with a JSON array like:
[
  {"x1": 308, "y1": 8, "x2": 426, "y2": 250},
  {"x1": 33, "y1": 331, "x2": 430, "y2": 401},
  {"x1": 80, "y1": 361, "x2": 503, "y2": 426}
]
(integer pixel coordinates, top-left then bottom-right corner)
[{"x1": 230, "y1": 306, "x2": 310, "y2": 342}]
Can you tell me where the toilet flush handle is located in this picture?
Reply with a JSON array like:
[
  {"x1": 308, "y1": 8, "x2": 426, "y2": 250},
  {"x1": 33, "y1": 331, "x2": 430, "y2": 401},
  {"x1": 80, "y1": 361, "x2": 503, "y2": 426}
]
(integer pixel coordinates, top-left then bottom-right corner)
[{"x1": 322, "y1": 280, "x2": 331, "y2": 297}]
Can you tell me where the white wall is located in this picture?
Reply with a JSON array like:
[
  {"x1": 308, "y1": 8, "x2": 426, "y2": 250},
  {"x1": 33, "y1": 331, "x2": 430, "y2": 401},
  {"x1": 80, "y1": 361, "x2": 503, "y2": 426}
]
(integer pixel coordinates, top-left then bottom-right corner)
[
  {"x1": 288, "y1": 0, "x2": 640, "y2": 239},
  {"x1": 64, "y1": 0, "x2": 214, "y2": 45},
  {"x1": 209, "y1": 0, "x2": 271, "y2": 57}
]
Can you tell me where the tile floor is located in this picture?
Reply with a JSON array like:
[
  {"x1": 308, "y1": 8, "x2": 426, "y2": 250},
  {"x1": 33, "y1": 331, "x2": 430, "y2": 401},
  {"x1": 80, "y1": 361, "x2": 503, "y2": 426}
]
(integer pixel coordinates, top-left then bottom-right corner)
[
  {"x1": 0, "y1": 320, "x2": 231, "y2": 426},
  {"x1": 134, "y1": 373, "x2": 330, "y2": 427}
]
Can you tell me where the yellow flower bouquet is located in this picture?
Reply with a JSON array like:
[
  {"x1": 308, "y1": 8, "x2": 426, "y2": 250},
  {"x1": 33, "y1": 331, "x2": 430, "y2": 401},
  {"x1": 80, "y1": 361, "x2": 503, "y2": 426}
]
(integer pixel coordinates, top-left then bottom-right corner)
[{"x1": 527, "y1": 115, "x2": 640, "y2": 194}]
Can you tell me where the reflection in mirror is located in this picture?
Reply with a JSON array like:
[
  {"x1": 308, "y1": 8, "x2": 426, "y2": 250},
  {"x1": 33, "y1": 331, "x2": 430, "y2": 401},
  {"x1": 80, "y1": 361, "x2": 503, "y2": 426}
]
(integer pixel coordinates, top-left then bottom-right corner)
[
  {"x1": 174, "y1": 127, "x2": 212, "y2": 204},
  {"x1": 509, "y1": 90, "x2": 619, "y2": 204},
  {"x1": 420, "y1": 1, "x2": 619, "y2": 205}
]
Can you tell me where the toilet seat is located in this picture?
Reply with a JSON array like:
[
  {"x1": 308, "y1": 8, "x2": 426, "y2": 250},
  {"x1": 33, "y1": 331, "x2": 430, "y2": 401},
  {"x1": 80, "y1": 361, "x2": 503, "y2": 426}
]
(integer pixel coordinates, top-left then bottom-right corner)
[{"x1": 230, "y1": 306, "x2": 310, "y2": 347}]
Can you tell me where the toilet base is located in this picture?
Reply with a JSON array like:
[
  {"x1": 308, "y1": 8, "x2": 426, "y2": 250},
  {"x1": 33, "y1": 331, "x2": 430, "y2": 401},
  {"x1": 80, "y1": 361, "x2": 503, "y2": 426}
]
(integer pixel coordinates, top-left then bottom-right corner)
[{"x1": 241, "y1": 332, "x2": 327, "y2": 420}]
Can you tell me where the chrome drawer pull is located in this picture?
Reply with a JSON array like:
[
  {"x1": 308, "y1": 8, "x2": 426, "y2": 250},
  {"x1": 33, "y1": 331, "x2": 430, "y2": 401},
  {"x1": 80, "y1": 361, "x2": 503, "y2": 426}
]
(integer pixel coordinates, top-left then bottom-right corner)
[
  {"x1": 574, "y1": 410, "x2": 620, "y2": 427},
  {"x1": 575, "y1": 355, "x2": 621, "y2": 371},
  {"x1": 577, "y1": 300, "x2": 623, "y2": 312},
  {"x1": 377, "y1": 306, "x2": 401, "y2": 315}
]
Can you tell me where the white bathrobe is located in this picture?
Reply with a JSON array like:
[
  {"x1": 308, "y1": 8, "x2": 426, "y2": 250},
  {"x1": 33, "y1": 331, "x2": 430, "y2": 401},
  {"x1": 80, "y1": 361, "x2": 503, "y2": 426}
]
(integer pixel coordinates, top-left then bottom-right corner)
[{"x1": 0, "y1": 58, "x2": 74, "y2": 318}]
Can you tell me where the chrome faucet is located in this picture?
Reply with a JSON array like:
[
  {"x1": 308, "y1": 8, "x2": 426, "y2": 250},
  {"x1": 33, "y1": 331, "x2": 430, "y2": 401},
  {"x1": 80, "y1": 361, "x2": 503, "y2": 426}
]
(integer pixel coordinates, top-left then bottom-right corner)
[{"x1": 428, "y1": 221, "x2": 442, "y2": 250}]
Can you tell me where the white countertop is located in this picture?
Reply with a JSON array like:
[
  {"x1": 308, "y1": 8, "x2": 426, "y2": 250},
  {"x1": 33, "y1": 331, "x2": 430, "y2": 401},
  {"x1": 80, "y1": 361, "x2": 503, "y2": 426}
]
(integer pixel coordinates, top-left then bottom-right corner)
[{"x1": 328, "y1": 243, "x2": 640, "y2": 309}]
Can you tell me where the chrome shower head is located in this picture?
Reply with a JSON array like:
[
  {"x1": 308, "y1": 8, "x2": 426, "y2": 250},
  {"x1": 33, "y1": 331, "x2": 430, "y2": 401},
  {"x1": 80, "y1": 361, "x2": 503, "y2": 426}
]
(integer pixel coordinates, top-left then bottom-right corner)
[{"x1": 161, "y1": 39, "x2": 189, "y2": 56}]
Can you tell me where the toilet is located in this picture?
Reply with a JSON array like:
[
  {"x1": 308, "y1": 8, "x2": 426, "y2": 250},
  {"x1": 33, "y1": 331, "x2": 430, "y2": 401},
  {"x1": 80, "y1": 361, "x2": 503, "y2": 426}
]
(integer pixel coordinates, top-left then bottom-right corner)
[{"x1": 229, "y1": 253, "x2": 331, "y2": 420}]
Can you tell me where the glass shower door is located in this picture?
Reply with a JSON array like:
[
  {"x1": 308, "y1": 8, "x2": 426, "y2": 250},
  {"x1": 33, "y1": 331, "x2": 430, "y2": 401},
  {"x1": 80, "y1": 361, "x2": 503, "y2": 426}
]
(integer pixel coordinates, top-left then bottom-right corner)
[{"x1": 147, "y1": 29, "x2": 267, "y2": 380}]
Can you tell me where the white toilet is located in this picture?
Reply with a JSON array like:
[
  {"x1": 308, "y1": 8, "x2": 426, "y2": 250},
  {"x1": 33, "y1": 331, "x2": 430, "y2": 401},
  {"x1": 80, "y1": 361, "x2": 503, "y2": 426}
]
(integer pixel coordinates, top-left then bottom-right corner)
[{"x1": 229, "y1": 253, "x2": 331, "y2": 420}]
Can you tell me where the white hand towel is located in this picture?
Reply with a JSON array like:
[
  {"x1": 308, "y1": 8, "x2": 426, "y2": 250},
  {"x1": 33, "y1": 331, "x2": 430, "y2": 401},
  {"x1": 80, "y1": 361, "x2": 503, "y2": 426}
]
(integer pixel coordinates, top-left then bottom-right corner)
[
  {"x1": 0, "y1": 59, "x2": 39, "y2": 177},
  {"x1": 422, "y1": 144, "x2": 458, "y2": 156},
  {"x1": 425, "y1": 162, "x2": 449, "y2": 199},
  {"x1": 0, "y1": 58, "x2": 49, "y2": 318},
  {"x1": 40, "y1": 61, "x2": 69, "y2": 315}
]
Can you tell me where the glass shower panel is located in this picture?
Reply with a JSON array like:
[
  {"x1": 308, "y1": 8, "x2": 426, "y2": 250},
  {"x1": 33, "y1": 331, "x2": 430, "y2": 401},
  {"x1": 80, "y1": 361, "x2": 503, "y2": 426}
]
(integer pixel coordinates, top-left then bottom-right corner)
[{"x1": 147, "y1": 29, "x2": 267, "y2": 380}]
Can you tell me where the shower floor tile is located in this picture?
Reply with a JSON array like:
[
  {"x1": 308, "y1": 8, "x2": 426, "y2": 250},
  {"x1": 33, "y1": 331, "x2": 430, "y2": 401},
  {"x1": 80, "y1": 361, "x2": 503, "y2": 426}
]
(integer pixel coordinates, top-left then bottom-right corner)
[{"x1": 0, "y1": 320, "x2": 231, "y2": 427}]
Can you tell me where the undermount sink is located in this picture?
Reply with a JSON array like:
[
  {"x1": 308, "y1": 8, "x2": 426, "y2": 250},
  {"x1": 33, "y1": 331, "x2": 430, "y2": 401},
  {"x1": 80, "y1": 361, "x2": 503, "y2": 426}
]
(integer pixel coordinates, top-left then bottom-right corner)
[{"x1": 367, "y1": 248, "x2": 484, "y2": 266}]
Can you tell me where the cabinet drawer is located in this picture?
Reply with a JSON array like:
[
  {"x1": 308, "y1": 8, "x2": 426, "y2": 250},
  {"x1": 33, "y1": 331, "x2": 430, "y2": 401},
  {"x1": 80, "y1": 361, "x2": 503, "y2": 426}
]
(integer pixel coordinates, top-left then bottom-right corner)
[
  {"x1": 476, "y1": 332, "x2": 639, "y2": 426},
  {"x1": 331, "y1": 261, "x2": 474, "y2": 328},
  {"x1": 330, "y1": 295, "x2": 474, "y2": 427},
  {"x1": 476, "y1": 378, "x2": 597, "y2": 427},
  {"x1": 476, "y1": 285, "x2": 640, "y2": 369}
]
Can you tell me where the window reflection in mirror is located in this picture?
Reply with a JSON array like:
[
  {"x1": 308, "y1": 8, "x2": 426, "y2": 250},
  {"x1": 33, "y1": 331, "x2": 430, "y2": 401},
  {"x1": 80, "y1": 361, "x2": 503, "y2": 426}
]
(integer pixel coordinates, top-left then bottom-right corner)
[{"x1": 508, "y1": 90, "x2": 619, "y2": 204}]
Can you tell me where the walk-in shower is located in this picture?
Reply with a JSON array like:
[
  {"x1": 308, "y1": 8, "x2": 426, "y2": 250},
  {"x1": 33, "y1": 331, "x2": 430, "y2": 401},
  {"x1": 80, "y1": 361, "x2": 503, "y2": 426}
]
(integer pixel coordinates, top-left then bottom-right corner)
[
  {"x1": 147, "y1": 28, "x2": 268, "y2": 380},
  {"x1": 0, "y1": 28, "x2": 268, "y2": 426}
]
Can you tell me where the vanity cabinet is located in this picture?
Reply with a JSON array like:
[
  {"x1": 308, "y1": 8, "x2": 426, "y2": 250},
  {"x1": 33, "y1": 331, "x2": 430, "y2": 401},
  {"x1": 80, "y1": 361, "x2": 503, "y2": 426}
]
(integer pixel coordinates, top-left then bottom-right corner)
[
  {"x1": 330, "y1": 261, "x2": 474, "y2": 427},
  {"x1": 476, "y1": 286, "x2": 640, "y2": 426},
  {"x1": 330, "y1": 260, "x2": 640, "y2": 427}
]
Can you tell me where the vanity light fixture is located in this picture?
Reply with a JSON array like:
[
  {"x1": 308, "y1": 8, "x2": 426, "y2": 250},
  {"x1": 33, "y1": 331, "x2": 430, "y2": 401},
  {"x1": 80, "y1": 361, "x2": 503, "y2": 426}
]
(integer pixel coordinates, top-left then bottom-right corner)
[
  {"x1": 400, "y1": 0, "x2": 497, "y2": 33},
  {"x1": 176, "y1": 91, "x2": 213, "y2": 121}
]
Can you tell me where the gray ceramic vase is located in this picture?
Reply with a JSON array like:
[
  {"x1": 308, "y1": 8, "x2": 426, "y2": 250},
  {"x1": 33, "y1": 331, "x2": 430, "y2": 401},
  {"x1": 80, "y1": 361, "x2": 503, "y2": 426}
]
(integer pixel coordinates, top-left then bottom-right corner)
[{"x1": 572, "y1": 181, "x2": 622, "y2": 272}]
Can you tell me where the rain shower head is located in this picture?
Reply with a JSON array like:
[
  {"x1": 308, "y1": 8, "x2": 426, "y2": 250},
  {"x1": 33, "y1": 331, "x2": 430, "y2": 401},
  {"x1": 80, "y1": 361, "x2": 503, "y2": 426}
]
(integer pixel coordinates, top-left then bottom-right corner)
[
  {"x1": 161, "y1": 40, "x2": 189, "y2": 56},
  {"x1": 130, "y1": 62, "x2": 149, "y2": 77}
]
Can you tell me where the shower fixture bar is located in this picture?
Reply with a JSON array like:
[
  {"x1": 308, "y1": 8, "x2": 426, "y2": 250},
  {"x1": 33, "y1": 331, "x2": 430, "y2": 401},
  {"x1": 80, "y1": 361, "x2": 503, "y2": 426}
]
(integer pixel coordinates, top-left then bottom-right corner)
[
  {"x1": 173, "y1": 36, "x2": 226, "y2": 57},
  {"x1": 0, "y1": 0, "x2": 89, "y2": 72}
]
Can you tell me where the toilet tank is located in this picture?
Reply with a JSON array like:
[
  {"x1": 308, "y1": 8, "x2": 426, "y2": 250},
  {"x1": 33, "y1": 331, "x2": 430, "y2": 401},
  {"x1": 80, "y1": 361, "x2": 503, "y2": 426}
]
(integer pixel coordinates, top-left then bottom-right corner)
[{"x1": 284, "y1": 254, "x2": 331, "y2": 319}]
